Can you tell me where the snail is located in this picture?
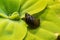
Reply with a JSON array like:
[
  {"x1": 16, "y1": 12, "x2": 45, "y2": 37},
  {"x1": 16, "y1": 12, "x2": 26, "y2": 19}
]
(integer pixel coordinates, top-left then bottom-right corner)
[{"x1": 22, "y1": 13, "x2": 40, "y2": 29}]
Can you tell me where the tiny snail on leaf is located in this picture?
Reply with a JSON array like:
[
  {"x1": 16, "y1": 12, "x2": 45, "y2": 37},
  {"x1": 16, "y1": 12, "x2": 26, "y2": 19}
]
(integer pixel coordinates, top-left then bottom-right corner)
[
  {"x1": 54, "y1": 33, "x2": 60, "y2": 40},
  {"x1": 57, "y1": 35, "x2": 60, "y2": 40},
  {"x1": 22, "y1": 13, "x2": 40, "y2": 29}
]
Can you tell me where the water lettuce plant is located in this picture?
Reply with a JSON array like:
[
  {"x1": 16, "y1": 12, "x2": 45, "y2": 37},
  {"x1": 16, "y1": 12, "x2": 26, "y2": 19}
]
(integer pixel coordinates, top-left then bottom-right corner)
[{"x1": 0, "y1": 0, "x2": 60, "y2": 40}]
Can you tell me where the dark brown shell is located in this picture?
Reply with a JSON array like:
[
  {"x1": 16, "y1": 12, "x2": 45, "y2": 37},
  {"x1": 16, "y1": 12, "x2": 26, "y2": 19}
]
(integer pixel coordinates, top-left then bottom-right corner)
[
  {"x1": 57, "y1": 35, "x2": 60, "y2": 40},
  {"x1": 22, "y1": 13, "x2": 40, "y2": 29}
]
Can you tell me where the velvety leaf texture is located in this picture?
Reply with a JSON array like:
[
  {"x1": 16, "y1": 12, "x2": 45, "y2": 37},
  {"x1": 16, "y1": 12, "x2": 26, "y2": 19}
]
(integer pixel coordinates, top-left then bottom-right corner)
[{"x1": 0, "y1": 0, "x2": 60, "y2": 40}]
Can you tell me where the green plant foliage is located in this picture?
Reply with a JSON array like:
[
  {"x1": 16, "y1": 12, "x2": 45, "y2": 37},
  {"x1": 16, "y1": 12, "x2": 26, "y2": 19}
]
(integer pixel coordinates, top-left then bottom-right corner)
[{"x1": 0, "y1": 0, "x2": 60, "y2": 40}]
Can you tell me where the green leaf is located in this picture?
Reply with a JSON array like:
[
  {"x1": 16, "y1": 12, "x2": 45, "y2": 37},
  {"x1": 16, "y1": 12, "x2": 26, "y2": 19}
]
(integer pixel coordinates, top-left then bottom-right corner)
[
  {"x1": 0, "y1": 0, "x2": 7, "y2": 13},
  {"x1": 20, "y1": 0, "x2": 47, "y2": 18},
  {"x1": 24, "y1": 31, "x2": 44, "y2": 40},
  {"x1": 0, "y1": 19, "x2": 27, "y2": 40},
  {"x1": 41, "y1": 21, "x2": 60, "y2": 33},
  {"x1": 1, "y1": 0, "x2": 20, "y2": 15},
  {"x1": 20, "y1": 0, "x2": 38, "y2": 11},
  {"x1": 35, "y1": 28, "x2": 56, "y2": 40}
]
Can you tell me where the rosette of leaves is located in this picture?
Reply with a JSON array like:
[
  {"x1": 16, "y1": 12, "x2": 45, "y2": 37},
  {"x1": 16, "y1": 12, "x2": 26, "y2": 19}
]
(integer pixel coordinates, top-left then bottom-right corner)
[{"x1": 0, "y1": 0, "x2": 60, "y2": 40}]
